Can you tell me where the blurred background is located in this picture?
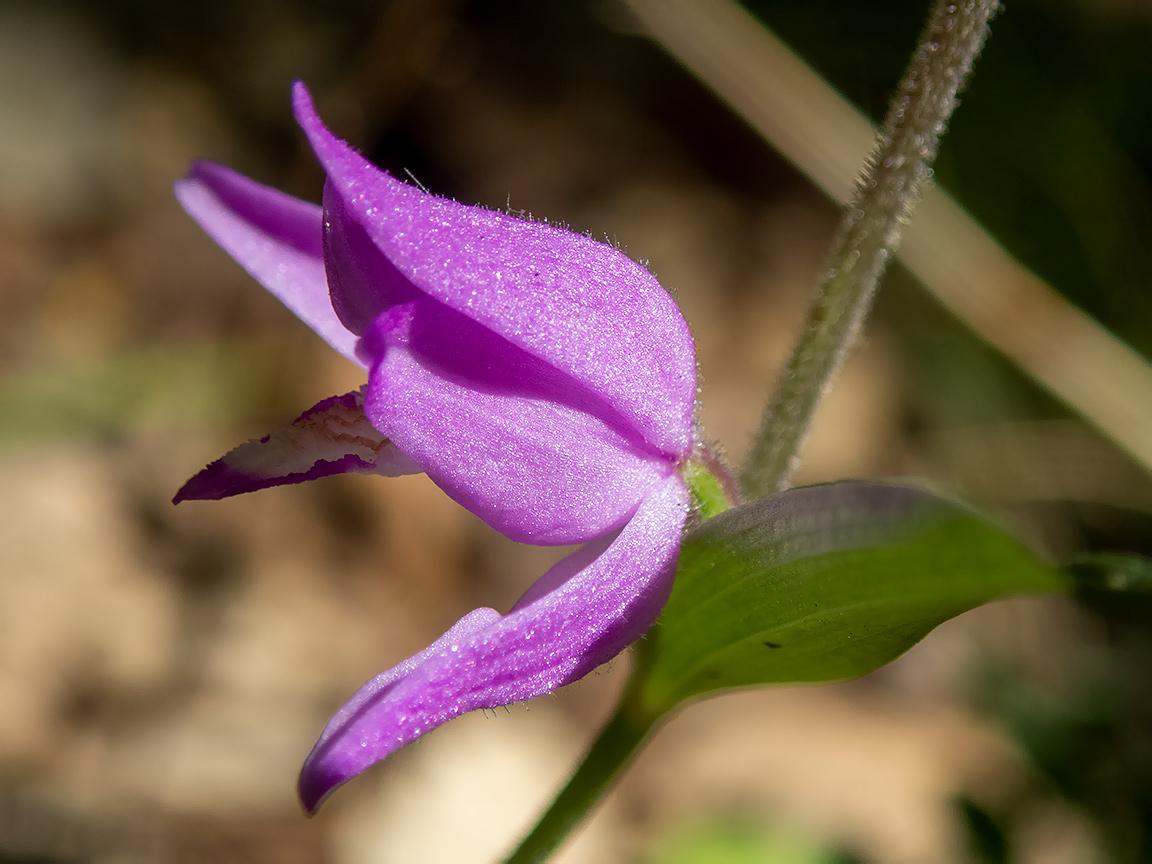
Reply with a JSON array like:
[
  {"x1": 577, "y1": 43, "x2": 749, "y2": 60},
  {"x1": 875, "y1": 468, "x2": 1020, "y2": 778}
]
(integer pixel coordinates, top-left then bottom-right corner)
[{"x1": 2, "y1": 0, "x2": 1151, "y2": 861}]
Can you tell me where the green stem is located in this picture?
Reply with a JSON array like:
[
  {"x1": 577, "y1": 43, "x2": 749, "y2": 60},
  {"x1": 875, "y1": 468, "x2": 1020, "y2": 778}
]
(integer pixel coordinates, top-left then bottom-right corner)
[
  {"x1": 740, "y1": 0, "x2": 1001, "y2": 499},
  {"x1": 503, "y1": 690, "x2": 660, "y2": 863}
]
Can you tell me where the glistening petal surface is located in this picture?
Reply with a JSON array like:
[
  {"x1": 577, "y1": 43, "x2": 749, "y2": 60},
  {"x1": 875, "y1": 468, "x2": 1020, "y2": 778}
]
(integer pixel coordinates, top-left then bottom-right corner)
[
  {"x1": 174, "y1": 389, "x2": 420, "y2": 503},
  {"x1": 360, "y1": 299, "x2": 673, "y2": 544},
  {"x1": 291, "y1": 82, "x2": 696, "y2": 458},
  {"x1": 174, "y1": 161, "x2": 360, "y2": 365},
  {"x1": 322, "y1": 179, "x2": 421, "y2": 335},
  {"x1": 297, "y1": 474, "x2": 689, "y2": 813}
]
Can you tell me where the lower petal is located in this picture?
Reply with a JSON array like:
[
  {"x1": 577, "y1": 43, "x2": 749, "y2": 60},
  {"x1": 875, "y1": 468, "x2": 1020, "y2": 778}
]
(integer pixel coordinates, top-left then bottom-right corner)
[{"x1": 297, "y1": 474, "x2": 689, "y2": 813}]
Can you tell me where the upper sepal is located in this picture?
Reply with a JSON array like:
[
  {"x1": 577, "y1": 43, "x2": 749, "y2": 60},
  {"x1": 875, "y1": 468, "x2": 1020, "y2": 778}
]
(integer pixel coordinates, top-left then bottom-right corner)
[
  {"x1": 292, "y1": 81, "x2": 696, "y2": 459},
  {"x1": 174, "y1": 388, "x2": 419, "y2": 502}
]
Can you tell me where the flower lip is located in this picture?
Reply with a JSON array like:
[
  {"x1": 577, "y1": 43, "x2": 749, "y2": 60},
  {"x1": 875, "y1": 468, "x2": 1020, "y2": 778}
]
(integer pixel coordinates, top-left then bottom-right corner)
[{"x1": 172, "y1": 389, "x2": 420, "y2": 503}]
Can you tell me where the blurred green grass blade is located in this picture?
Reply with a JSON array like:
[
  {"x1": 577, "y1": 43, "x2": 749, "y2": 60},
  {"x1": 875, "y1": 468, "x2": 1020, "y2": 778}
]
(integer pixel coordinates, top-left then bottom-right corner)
[
  {"x1": 956, "y1": 795, "x2": 1011, "y2": 864},
  {"x1": 645, "y1": 821, "x2": 846, "y2": 864},
  {"x1": 0, "y1": 341, "x2": 275, "y2": 443},
  {"x1": 638, "y1": 481, "x2": 1063, "y2": 711}
]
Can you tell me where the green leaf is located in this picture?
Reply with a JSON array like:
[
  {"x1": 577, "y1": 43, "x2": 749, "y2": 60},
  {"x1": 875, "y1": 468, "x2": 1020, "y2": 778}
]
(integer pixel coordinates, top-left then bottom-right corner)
[{"x1": 636, "y1": 481, "x2": 1064, "y2": 712}]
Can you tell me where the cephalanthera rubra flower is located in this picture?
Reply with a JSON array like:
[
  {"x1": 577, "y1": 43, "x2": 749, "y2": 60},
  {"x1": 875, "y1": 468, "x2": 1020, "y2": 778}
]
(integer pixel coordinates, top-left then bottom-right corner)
[{"x1": 175, "y1": 82, "x2": 696, "y2": 813}]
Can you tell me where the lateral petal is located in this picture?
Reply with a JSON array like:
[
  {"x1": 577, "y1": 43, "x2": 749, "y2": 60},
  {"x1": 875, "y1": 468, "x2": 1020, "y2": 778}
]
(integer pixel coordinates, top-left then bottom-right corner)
[
  {"x1": 174, "y1": 161, "x2": 360, "y2": 365},
  {"x1": 174, "y1": 389, "x2": 419, "y2": 502},
  {"x1": 360, "y1": 299, "x2": 672, "y2": 544},
  {"x1": 297, "y1": 475, "x2": 689, "y2": 813},
  {"x1": 321, "y1": 178, "x2": 421, "y2": 335},
  {"x1": 291, "y1": 81, "x2": 695, "y2": 458}
]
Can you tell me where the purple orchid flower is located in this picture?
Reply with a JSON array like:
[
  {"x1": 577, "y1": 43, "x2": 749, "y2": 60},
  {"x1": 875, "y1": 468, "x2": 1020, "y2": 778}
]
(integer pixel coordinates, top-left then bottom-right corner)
[{"x1": 174, "y1": 82, "x2": 697, "y2": 813}]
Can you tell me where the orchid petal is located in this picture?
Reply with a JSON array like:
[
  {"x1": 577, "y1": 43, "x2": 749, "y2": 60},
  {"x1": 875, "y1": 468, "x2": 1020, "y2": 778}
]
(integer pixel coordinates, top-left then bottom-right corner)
[
  {"x1": 322, "y1": 178, "x2": 421, "y2": 335},
  {"x1": 291, "y1": 81, "x2": 695, "y2": 458},
  {"x1": 297, "y1": 475, "x2": 689, "y2": 813},
  {"x1": 174, "y1": 161, "x2": 360, "y2": 365},
  {"x1": 174, "y1": 389, "x2": 418, "y2": 502},
  {"x1": 360, "y1": 299, "x2": 673, "y2": 543}
]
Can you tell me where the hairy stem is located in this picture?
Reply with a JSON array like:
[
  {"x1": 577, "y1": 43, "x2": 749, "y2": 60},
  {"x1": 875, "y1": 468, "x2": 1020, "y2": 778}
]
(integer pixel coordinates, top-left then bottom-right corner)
[{"x1": 741, "y1": 0, "x2": 1001, "y2": 498}]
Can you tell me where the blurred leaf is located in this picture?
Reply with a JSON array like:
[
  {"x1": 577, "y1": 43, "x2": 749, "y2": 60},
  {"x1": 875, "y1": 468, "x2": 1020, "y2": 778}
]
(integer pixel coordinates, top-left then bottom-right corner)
[
  {"x1": 638, "y1": 482, "x2": 1064, "y2": 710},
  {"x1": 956, "y1": 795, "x2": 1010, "y2": 864},
  {"x1": 1071, "y1": 552, "x2": 1152, "y2": 595},
  {"x1": 1069, "y1": 552, "x2": 1152, "y2": 621},
  {"x1": 0, "y1": 341, "x2": 282, "y2": 444},
  {"x1": 644, "y1": 821, "x2": 846, "y2": 864}
]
